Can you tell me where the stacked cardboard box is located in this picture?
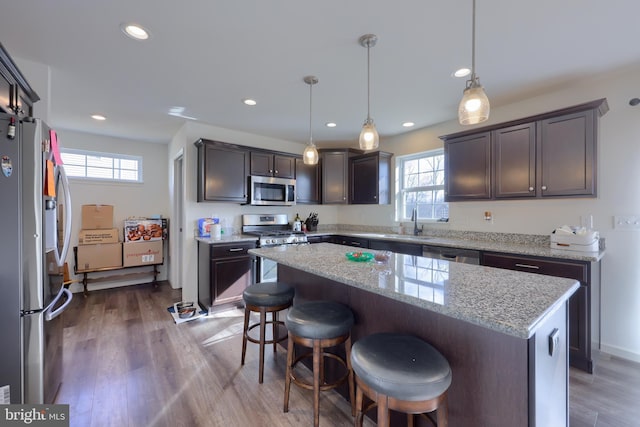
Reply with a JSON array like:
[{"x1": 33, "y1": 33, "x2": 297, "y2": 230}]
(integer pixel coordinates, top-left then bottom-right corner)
[
  {"x1": 76, "y1": 204, "x2": 122, "y2": 271},
  {"x1": 122, "y1": 218, "x2": 164, "y2": 267}
]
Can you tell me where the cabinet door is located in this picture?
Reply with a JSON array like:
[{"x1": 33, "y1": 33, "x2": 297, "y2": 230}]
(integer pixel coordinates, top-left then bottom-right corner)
[
  {"x1": 274, "y1": 155, "x2": 296, "y2": 179},
  {"x1": 296, "y1": 157, "x2": 320, "y2": 204},
  {"x1": 349, "y1": 152, "x2": 391, "y2": 204},
  {"x1": 322, "y1": 151, "x2": 348, "y2": 204},
  {"x1": 250, "y1": 152, "x2": 273, "y2": 176},
  {"x1": 445, "y1": 132, "x2": 492, "y2": 201},
  {"x1": 368, "y1": 239, "x2": 422, "y2": 255},
  {"x1": 493, "y1": 123, "x2": 536, "y2": 198},
  {"x1": 197, "y1": 142, "x2": 249, "y2": 202},
  {"x1": 211, "y1": 256, "x2": 254, "y2": 306},
  {"x1": 0, "y1": 73, "x2": 11, "y2": 114},
  {"x1": 331, "y1": 235, "x2": 369, "y2": 248},
  {"x1": 538, "y1": 110, "x2": 596, "y2": 197}
]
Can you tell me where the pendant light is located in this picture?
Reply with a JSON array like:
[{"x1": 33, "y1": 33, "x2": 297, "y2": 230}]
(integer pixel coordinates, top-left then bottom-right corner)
[
  {"x1": 359, "y1": 34, "x2": 379, "y2": 150},
  {"x1": 458, "y1": 0, "x2": 490, "y2": 125},
  {"x1": 302, "y1": 76, "x2": 319, "y2": 165}
]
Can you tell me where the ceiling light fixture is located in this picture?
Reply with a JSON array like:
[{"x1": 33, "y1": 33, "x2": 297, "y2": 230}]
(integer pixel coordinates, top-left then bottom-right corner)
[
  {"x1": 326, "y1": 122, "x2": 337, "y2": 128},
  {"x1": 453, "y1": 68, "x2": 471, "y2": 78},
  {"x1": 458, "y1": 0, "x2": 490, "y2": 125},
  {"x1": 91, "y1": 114, "x2": 106, "y2": 121},
  {"x1": 359, "y1": 34, "x2": 379, "y2": 151},
  {"x1": 243, "y1": 98, "x2": 257, "y2": 106},
  {"x1": 302, "y1": 76, "x2": 319, "y2": 165},
  {"x1": 402, "y1": 122, "x2": 415, "y2": 128},
  {"x1": 120, "y1": 23, "x2": 150, "y2": 40}
]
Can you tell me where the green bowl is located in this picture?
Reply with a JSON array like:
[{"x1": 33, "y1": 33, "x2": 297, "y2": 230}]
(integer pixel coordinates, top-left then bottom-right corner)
[{"x1": 345, "y1": 251, "x2": 374, "y2": 262}]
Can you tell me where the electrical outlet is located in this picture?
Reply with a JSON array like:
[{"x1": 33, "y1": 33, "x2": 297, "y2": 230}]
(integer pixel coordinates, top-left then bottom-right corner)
[{"x1": 613, "y1": 215, "x2": 640, "y2": 230}]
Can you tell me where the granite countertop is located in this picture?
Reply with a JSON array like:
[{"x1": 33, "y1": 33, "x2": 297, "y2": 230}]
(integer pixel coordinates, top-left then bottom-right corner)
[
  {"x1": 306, "y1": 230, "x2": 605, "y2": 262},
  {"x1": 249, "y1": 243, "x2": 579, "y2": 339}
]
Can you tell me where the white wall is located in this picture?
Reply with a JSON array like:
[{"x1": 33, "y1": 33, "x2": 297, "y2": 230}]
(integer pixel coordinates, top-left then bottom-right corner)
[{"x1": 58, "y1": 130, "x2": 170, "y2": 292}]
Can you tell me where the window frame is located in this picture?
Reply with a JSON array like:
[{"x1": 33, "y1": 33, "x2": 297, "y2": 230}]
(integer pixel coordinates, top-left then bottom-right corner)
[
  {"x1": 60, "y1": 148, "x2": 144, "y2": 183},
  {"x1": 395, "y1": 149, "x2": 448, "y2": 222}
]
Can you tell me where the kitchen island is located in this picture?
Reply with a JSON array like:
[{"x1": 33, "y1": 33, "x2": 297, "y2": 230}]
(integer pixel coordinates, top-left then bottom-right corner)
[{"x1": 250, "y1": 243, "x2": 579, "y2": 427}]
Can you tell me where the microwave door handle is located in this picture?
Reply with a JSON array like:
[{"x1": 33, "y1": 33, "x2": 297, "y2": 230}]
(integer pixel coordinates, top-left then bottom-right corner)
[
  {"x1": 54, "y1": 166, "x2": 73, "y2": 267},
  {"x1": 44, "y1": 287, "x2": 73, "y2": 321}
]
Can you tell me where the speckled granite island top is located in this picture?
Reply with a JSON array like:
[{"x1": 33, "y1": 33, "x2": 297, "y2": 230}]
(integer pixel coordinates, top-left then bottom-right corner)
[{"x1": 250, "y1": 243, "x2": 579, "y2": 339}]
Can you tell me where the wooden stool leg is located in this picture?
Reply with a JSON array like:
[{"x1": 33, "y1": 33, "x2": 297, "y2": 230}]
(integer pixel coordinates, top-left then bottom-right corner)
[
  {"x1": 283, "y1": 333, "x2": 294, "y2": 413},
  {"x1": 377, "y1": 395, "x2": 390, "y2": 427},
  {"x1": 354, "y1": 383, "x2": 364, "y2": 427},
  {"x1": 345, "y1": 335, "x2": 355, "y2": 417},
  {"x1": 407, "y1": 413, "x2": 415, "y2": 427},
  {"x1": 437, "y1": 393, "x2": 448, "y2": 427},
  {"x1": 241, "y1": 307, "x2": 250, "y2": 366},
  {"x1": 313, "y1": 339, "x2": 321, "y2": 427},
  {"x1": 258, "y1": 307, "x2": 266, "y2": 384},
  {"x1": 272, "y1": 311, "x2": 278, "y2": 353}
]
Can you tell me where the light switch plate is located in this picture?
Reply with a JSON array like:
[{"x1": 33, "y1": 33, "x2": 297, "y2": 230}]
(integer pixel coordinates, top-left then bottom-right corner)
[{"x1": 613, "y1": 215, "x2": 640, "y2": 230}]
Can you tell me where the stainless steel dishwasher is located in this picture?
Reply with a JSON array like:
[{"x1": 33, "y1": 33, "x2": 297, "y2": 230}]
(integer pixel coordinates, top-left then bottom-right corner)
[{"x1": 422, "y1": 244, "x2": 480, "y2": 265}]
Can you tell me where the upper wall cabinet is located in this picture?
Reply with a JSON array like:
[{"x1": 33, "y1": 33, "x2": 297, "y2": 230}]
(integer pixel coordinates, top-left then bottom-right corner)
[
  {"x1": 295, "y1": 157, "x2": 321, "y2": 204},
  {"x1": 349, "y1": 151, "x2": 393, "y2": 204},
  {"x1": 195, "y1": 139, "x2": 250, "y2": 203},
  {"x1": 441, "y1": 98, "x2": 608, "y2": 202},
  {"x1": 320, "y1": 149, "x2": 364, "y2": 204},
  {"x1": 250, "y1": 152, "x2": 296, "y2": 179},
  {"x1": 1, "y1": 44, "x2": 39, "y2": 117}
]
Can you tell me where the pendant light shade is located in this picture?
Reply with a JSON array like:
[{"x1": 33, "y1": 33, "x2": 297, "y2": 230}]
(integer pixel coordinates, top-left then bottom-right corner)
[
  {"x1": 303, "y1": 76, "x2": 319, "y2": 165},
  {"x1": 458, "y1": 0, "x2": 490, "y2": 125},
  {"x1": 359, "y1": 34, "x2": 379, "y2": 150}
]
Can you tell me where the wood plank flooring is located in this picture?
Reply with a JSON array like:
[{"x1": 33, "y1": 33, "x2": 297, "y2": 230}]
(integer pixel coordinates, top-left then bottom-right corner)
[{"x1": 56, "y1": 282, "x2": 640, "y2": 427}]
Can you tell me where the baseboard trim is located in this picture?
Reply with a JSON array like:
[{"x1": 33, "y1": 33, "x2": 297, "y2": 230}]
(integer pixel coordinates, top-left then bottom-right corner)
[{"x1": 599, "y1": 343, "x2": 640, "y2": 364}]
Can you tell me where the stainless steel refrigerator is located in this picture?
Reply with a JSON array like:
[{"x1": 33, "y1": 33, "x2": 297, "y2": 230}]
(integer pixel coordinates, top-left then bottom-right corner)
[{"x1": 0, "y1": 113, "x2": 73, "y2": 404}]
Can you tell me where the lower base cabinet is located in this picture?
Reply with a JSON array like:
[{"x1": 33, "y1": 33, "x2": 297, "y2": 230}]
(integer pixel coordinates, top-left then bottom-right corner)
[
  {"x1": 198, "y1": 241, "x2": 256, "y2": 312},
  {"x1": 482, "y1": 252, "x2": 597, "y2": 373}
]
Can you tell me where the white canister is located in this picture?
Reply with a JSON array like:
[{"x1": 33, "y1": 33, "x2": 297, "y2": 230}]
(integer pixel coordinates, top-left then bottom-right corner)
[
  {"x1": 293, "y1": 220, "x2": 302, "y2": 232},
  {"x1": 211, "y1": 224, "x2": 222, "y2": 240}
]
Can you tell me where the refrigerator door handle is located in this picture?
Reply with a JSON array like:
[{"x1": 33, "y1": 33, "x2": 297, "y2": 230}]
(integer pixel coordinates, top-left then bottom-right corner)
[
  {"x1": 54, "y1": 166, "x2": 73, "y2": 267},
  {"x1": 44, "y1": 287, "x2": 72, "y2": 321}
]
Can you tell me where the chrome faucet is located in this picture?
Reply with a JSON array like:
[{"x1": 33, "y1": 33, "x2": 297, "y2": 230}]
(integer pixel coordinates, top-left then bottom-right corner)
[{"x1": 411, "y1": 207, "x2": 423, "y2": 236}]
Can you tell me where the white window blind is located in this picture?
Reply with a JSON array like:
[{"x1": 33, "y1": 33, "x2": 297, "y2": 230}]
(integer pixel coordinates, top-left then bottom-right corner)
[
  {"x1": 60, "y1": 149, "x2": 143, "y2": 183},
  {"x1": 396, "y1": 149, "x2": 448, "y2": 221}
]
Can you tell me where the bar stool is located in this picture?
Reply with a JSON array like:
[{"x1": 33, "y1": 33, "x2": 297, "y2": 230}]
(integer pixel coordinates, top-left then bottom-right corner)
[
  {"x1": 350, "y1": 333, "x2": 452, "y2": 427},
  {"x1": 241, "y1": 282, "x2": 295, "y2": 383},
  {"x1": 284, "y1": 301, "x2": 355, "y2": 427}
]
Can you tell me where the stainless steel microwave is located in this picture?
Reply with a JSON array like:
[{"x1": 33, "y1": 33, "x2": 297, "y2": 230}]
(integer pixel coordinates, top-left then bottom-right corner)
[{"x1": 248, "y1": 175, "x2": 296, "y2": 206}]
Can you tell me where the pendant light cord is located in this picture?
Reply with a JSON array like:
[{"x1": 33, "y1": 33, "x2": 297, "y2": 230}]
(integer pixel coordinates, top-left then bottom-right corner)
[
  {"x1": 309, "y1": 81, "x2": 313, "y2": 144},
  {"x1": 366, "y1": 40, "x2": 372, "y2": 121},
  {"x1": 471, "y1": 0, "x2": 477, "y2": 81}
]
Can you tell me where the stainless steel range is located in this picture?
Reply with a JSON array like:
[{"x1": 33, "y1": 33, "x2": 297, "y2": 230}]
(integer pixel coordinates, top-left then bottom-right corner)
[
  {"x1": 242, "y1": 214, "x2": 308, "y2": 282},
  {"x1": 242, "y1": 214, "x2": 308, "y2": 247}
]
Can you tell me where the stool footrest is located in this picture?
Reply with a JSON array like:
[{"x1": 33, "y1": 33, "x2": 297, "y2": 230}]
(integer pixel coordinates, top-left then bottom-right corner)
[
  {"x1": 290, "y1": 351, "x2": 351, "y2": 392},
  {"x1": 245, "y1": 321, "x2": 288, "y2": 346}
]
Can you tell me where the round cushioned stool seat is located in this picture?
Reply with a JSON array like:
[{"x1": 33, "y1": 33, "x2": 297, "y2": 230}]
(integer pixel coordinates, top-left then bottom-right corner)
[
  {"x1": 243, "y1": 282, "x2": 295, "y2": 307},
  {"x1": 285, "y1": 301, "x2": 354, "y2": 339},
  {"x1": 351, "y1": 333, "x2": 452, "y2": 402}
]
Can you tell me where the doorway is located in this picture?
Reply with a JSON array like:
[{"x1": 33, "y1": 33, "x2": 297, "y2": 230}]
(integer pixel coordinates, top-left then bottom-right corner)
[{"x1": 173, "y1": 151, "x2": 184, "y2": 289}]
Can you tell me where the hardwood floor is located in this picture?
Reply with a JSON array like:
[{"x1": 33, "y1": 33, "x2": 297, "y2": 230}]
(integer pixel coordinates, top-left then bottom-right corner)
[{"x1": 57, "y1": 282, "x2": 640, "y2": 427}]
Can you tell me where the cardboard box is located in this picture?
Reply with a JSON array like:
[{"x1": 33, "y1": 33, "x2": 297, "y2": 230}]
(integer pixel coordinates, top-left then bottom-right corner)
[
  {"x1": 76, "y1": 243, "x2": 122, "y2": 271},
  {"x1": 78, "y1": 228, "x2": 120, "y2": 245},
  {"x1": 123, "y1": 240, "x2": 163, "y2": 267},
  {"x1": 81, "y1": 204, "x2": 114, "y2": 229},
  {"x1": 124, "y1": 219, "x2": 163, "y2": 242}
]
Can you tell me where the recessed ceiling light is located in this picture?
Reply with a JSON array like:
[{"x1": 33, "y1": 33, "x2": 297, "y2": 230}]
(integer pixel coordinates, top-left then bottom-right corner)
[
  {"x1": 453, "y1": 68, "x2": 471, "y2": 78},
  {"x1": 243, "y1": 98, "x2": 257, "y2": 106},
  {"x1": 91, "y1": 114, "x2": 106, "y2": 121},
  {"x1": 402, "y1": 122, "x2": 415, "y2": 128},
  {"x1": 325, "y1": 122, "x2": 337, "y2": 128},
  {"x1": 120, "y1": 23, "x2": 150, "y2": 40}
]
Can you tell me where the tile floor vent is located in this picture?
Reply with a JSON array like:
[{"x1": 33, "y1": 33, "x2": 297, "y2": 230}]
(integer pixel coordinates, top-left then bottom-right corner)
[{"x1": 0, "y1": 385, "x2": 10, "y2": 404}]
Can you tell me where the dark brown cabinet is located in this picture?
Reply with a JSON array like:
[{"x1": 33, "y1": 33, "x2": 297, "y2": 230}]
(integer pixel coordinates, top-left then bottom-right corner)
[
  {"x1": 295, "y1": 157, "x2": 321, "y2": 204},
  {"x1": 321, "y1": 150, "x2": 350, "y2": 204},
  {"x1": 442, "y1": 99, "x2": 608, "y2": 201},
  {"x1": 195, "y1": 139, "x2": 249, "y2": 202},
  {"x1": 349, "y1": 151, "x2": 392, "y2": 204},
  {"x1": 481, "y1": 252, "x2": 597, "y2": 373},
  {"x1": 198, "y1": 241, "x2": 256, "y2": 312},
  {"x1": 330, "y1": 235, "x2": 369, "y2": 248},
  {"x1": 368, "y1": 239, "x2": 422, "y2": 256},
  {"x1": 1, "y1": 44, "x2": 39, "y2": 117},
  {"x1": 444, "y1": 132, "x2": 492, "y2": 201},
  {"x1": 250, "y1": 152, "x2": 296, "y2": 179}
]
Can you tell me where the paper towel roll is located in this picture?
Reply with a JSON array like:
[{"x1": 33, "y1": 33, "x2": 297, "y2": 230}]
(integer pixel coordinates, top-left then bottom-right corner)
[{"x1": 211, "y1": 224, "x2": 222, "y2": 240}]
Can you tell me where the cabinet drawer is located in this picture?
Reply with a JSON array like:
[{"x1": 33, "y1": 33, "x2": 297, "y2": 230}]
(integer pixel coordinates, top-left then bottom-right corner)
[
  {"x1": 482, "y1": 252, "x2": 587, "y2": 283},
  {"x1": 210, "y1": 242, "x2": 256, "y2": 258}
]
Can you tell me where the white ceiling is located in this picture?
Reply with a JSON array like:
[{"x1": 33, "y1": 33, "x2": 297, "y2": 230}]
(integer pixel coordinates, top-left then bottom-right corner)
[{"x1": 1, "y1": 0, "x2": 639, "y2": 145}]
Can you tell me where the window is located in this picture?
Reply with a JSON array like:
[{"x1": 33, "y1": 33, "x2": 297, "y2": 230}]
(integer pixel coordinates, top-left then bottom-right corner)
[
  {"x1": 396, "y1": 149, "x2": 448, "y2": 221},
  {"x1": 60, "y1": 149, "x2": 143, "y2": 183}
]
